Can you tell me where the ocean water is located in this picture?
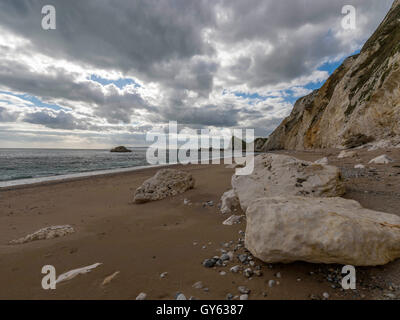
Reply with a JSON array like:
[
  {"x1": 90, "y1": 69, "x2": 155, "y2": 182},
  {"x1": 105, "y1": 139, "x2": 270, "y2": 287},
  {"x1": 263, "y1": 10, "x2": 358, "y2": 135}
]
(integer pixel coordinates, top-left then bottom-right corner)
[
  {"x1": 0, "y1": 148, "x2": 232, "y2": 188},
  {"x1": 0, "y1": 148, "x2": 150, "y2": 187}
]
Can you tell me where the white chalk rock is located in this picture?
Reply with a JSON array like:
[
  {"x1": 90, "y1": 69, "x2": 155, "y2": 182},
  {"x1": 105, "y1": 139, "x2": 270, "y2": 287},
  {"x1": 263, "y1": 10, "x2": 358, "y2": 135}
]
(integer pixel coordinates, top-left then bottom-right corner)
[
  {"x1": 9, "y1": 225, "x2": 75, "y2": 245},
  {"x1": 369, "y1": 155, "x2": 394, "y2": 164},
  {"x1": 314, "y1": 157, "x2": 329, "y2": 165},
  {"x1": 354, "y1": 164, "x2": 365, "y2": 169},
  {"x1": 232, "y1": 154, "x2": 345, "y2": 211},
  {"x1": 245, "y1": 197, "x2": 400, "y2": 266},
  {"x1": 56, "y1": 263, "x2": 102, "y2": 284},
  {"x1": 338, "y1": 150, "x2": 357, "y2": 159},
  {"x1": 136, "y1": 292, "x2": 147, "y2": 300},
  {"x1": 220, "y1": 189, "x2": 240, "y2": 214},
  {"x1": 134, "y1": 169, "x2": 195, "y2": 203},
  {"x1": 222, "y1": 215, "x2": 244, "y2": 226}
]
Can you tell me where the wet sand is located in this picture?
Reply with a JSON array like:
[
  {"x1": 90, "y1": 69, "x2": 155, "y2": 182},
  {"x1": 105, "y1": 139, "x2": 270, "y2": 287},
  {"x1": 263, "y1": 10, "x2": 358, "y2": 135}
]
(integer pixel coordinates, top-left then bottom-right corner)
[{"x1": 0, "y1": 147, "x2": 399, "y2": 300}]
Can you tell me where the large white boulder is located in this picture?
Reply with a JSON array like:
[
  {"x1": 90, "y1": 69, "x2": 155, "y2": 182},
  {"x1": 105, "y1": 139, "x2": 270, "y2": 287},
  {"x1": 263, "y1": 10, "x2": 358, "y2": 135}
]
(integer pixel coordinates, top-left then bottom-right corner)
[
  {"x1": 369, "y1": 155, "x2": 394, "y2": 164},
  {"x1": 220, "y1": 189, "x2": 240, "y2": 214},
  {"x1": 245, "y1": 197, "x2": 400, "y2": 266},
  {"x1": 134, "y1": 169, "x2": 195, "y2": 203},
  {"x1": 231, "y1": 154, "x2": 345, "y2": 211}
]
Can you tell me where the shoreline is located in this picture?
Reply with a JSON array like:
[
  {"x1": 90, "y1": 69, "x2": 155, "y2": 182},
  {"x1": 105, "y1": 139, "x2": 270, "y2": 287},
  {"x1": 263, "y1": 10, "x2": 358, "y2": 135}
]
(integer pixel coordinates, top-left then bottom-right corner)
[{"x1": 0, "y1": 154, "x2": 249, "y2": 190}]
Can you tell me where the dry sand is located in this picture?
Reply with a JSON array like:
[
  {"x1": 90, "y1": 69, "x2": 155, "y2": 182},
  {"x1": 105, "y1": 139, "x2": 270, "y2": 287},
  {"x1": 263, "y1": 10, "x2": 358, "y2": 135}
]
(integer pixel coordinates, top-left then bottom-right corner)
[{"x1": 0, "y1": 147, "x2": 399, "y2": 300}]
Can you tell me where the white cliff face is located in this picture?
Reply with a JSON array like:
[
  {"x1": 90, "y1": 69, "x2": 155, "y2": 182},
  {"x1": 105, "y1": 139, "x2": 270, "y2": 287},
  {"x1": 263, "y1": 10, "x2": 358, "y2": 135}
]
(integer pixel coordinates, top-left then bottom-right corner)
[
  {"x1": 264, "y1": 1, "x2": 400, "y2": 151},
  {"x1": 245, "y1": 196, "x2": 400, "y2": 266},
  {"x1": 231, "y1": 154, "x2": 345, "y2": 211}
]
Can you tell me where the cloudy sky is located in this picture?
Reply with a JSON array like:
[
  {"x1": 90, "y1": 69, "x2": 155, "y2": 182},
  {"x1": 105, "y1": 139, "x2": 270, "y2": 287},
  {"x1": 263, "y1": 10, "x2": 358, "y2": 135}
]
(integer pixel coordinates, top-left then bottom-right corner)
[{"x1": 0, "y1": 0, "x2": 394, "y2": 148}]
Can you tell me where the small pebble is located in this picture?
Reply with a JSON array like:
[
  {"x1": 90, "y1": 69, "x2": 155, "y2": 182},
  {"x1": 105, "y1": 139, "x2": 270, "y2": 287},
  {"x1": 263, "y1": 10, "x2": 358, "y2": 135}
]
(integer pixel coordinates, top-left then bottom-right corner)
[
  {"x1": 220, "y1": 271, "x2": 227, "y2": 276},
  {"x1": 244, "y1": 268, "x2": 253, "y2": 278},
  {"x1": 176, "y1": 293, "x2": 187, "y2": 300},
  {"x1": 322, "y1": 292, "x2": 330, "y2": 300},
  {"x1": 240, "y1": 294, "x2": 249, "y2": 300},
  {"x1": 136, "y1": 292, "x2": 147, "y2": 300},
  {"x1": 268, "y1": 280, "x2": 276, "y2": 288},
  {"x1": 230, "y1": 265, "x2": 241, "y2": 273},
  {"x1": 238, "y1": 286, "x2": 250, "y2": 294},
  {"x1": 203, "y1": 258, "x2": 216, "y2": 268},
  {"x1": 160, "y1": 272, "x2": 168, "y2": 279},
  {"x1": 192, "y1": 281, "x2": 203, "y2": 289},
  {"x1": 226, "y1": 293, "x2": 233, "y2": 300}
]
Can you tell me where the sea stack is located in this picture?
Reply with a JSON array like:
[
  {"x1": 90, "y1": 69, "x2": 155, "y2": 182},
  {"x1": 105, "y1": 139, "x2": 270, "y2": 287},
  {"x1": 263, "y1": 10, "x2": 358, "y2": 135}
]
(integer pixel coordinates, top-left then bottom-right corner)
[{"x1": 110, "y1": 146, "x2": 132, "y2": 153}]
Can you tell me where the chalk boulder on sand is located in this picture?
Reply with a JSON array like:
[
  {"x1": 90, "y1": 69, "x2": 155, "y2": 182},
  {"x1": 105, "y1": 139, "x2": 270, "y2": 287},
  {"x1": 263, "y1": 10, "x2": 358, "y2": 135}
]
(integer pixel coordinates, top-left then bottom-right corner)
[
  {"x1": 134, "y1": 169, "x2": 195, "y2": 204},
  {"x1": 369, "y1": 155, "x2": 394, "y2": 164},
  {"x1": 9, "y1": 225, "x2": 75, "y2": 245},
  {"x1": 231, "y1": 154, "x2": 345, "y2": 211},
  {"x1": 245, "y1": 197, "x2": 400, "y2": 266},
  {"x1": 220, "y1": 189, "x2": 240, "y2": 214}
]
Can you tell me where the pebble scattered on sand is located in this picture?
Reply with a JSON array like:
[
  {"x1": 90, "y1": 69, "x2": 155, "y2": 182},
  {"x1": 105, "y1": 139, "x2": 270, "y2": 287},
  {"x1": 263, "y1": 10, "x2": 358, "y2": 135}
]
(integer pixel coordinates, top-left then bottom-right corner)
[
  {"x1": 238, "y1": 286, "x2": 250, "y2": 294},
  {"x1": 230, "y1": 265, "x2": 241, "y2": 273},
  {"x1": 160, "y1": 272, "x2": 168, "y2": 279},
  {"x1": 203, "y1": 258, "x2": 216, "y2": 268},
  {"x1": 176, "y1": 293, "x2": 187, "y2": 300},
  {"x1": 192, "y1": 281, "x2": 203, "y2": 289},
  {"x1": 136, "y1": 292, "x2": 147, "y2": 300},
  {"x1": 268, "y1": 280, "x2": 276, "y2": 288},
  {"x1": 240, "y1": 294, "x2": 249, "y2": 300}
]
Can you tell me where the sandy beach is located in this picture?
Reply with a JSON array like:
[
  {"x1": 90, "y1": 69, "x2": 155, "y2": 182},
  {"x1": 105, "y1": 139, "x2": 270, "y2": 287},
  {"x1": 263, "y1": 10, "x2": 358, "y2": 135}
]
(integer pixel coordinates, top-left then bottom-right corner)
[{"x1": 1, "y1": 147, "x2": 399, "y2": 300}]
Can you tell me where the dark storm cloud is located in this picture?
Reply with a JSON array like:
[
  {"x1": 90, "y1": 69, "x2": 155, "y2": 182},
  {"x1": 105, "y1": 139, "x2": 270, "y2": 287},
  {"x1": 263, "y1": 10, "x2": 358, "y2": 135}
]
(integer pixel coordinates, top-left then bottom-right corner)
[
  {"x1": 217, "y1": 0, "x2": 393, "y2": 87},
  {"x1": 23, "y1": 109, "x2": 91, "y2": 130},
  {"x1": 0, "y1": 0, "x2": 216, "y2": 73},
  {"x1": 0, "y1": 0, "x2": 394, "y2": 136},
  {"x1": 154, "y1": 104, "x2": 240, "y2": 127}
]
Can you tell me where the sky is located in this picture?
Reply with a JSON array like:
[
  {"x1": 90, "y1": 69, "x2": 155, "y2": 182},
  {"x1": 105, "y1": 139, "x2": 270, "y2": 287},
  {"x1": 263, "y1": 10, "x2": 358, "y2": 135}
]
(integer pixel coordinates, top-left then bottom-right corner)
[{"x1": 0, "y1": 0, "x2": 394, "y2": 149}]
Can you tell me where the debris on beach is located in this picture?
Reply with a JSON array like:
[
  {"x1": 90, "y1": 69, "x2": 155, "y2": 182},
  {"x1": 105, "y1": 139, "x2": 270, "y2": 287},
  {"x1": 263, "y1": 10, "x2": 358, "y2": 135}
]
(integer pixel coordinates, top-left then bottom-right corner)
[
  {"x1": 314, "y1": 157, "x2": 329, "y2": 165},
  {"x1": 136, "y1": 292, "x2": 147, "y2": 300},
  {"x1": 56, "y1": 263, "x2": 102, "y2": 284},
  {"x1": 369, "y1": 155, "x2": 394, "y2": 164},
  {"x1": 102, "y1": 271, "x2": 120, "y2": 286},
  {"x1": 222, "y1": 215, "x2": 244, "y2": 226},
  {"x1": 338, "y1": 150, "x2": 357, "y2": 159},
  {"x1": 9, "y1": 225, "x2": 75, "y2": 245}
]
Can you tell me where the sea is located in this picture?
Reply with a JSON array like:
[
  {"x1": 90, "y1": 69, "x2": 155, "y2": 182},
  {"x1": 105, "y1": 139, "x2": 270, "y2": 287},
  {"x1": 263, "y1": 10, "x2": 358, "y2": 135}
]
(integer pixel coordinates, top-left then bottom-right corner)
[{"x1": 0, "y1": 148, "x2": 233, "y2": 188}]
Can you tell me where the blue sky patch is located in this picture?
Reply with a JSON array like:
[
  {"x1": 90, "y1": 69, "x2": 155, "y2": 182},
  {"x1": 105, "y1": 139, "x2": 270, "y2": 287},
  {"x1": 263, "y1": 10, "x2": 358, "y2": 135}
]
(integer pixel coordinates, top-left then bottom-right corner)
[
  {"x1": 0, "y1": 91, "x2": 65, "y2": 111},
  {"x1": 90, "y1": 75, "x2": 140, "y2": 89}
]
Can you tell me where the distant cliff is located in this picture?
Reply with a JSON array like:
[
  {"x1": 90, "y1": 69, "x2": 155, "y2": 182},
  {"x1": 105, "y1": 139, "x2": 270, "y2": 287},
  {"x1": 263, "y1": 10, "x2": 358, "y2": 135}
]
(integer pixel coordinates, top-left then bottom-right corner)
[{"x1": 263, "y1": 0, "x2": 400, "y2": 151}]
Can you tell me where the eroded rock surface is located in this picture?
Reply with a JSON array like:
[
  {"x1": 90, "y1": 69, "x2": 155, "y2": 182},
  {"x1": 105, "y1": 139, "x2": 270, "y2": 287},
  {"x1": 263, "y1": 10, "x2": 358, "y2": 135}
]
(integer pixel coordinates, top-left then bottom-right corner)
[
  {"x1": 134, "y1": 169, "x2": 195, "y2": 204},
  {"x1": 246, "y1": 196, "x2": 400, "y2": 266},
  {"x1": 232, "y1": 154, "x2": 345, "y2": 211},
  {"x1": 9, "y1": 225, "x2": 75, "y2": 245}
]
